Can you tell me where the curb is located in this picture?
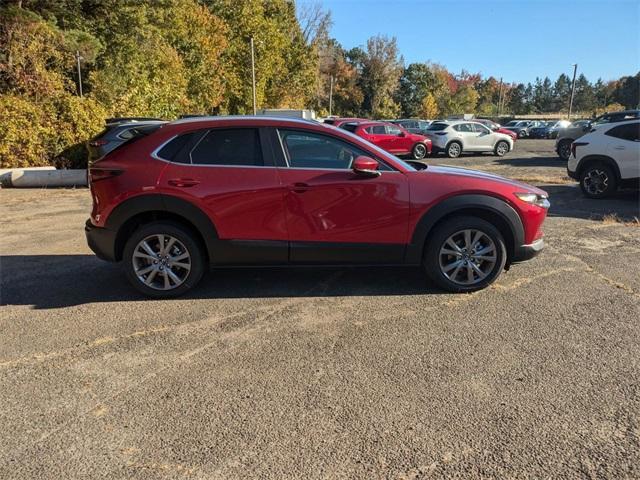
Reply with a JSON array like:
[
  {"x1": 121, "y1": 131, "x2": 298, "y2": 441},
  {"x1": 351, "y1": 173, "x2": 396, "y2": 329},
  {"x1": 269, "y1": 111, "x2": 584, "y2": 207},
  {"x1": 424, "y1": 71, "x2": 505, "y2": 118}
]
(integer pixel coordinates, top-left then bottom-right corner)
[{"x1": 2, "y1": 169, "x2": 87, "y2": 188}]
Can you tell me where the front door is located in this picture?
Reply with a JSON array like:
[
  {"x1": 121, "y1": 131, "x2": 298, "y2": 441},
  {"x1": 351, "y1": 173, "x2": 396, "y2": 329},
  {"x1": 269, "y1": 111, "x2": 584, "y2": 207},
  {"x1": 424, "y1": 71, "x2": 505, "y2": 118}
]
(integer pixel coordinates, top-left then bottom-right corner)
[{"x1": 272, "y1": 128, "x2": 410, "y2": 264}]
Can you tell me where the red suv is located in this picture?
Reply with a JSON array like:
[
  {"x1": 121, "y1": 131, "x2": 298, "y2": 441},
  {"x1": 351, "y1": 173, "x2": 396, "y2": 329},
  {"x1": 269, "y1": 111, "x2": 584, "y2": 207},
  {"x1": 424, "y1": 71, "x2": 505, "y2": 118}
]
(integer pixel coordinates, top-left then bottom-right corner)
[
  {"x1": 86, "y1": 116, "x2": 549, "y2": 298},
  {"x1": 340, "y1": 121, "x2": 432, "y2": 160}
]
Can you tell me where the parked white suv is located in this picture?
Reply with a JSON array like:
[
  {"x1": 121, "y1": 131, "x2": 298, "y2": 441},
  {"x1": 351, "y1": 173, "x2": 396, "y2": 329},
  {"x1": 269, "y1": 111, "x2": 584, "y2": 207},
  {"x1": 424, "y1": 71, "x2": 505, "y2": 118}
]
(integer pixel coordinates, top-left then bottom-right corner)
[
  {"x1": 567, "y1": 120, "x2": 640, "y2": 198},
  {"x1": 425, "y1": 121, "x2": 514, "y2": 158}
]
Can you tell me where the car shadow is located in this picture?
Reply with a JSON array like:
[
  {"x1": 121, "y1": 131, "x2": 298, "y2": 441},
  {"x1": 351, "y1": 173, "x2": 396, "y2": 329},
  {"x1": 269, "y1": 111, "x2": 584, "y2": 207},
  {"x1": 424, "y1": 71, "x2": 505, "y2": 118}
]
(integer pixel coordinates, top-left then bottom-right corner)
[
  {"x1": 544, "y1": 184, "x2": 640, "y2": 221},
  {"x1": 0, "y1": 255, "x2": 440, "y2": 309},
  {"x1": 495, "y1": 156, "x2": 564, "y2": 168}
]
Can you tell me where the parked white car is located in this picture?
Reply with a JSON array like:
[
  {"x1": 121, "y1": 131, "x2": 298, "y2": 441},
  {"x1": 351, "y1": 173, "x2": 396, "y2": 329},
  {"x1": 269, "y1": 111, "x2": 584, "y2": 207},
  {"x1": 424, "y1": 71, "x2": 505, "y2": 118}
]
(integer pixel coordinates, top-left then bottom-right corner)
[
  {"x1": 424, "y1": 121, "x2": 514, "y2": 158},
  {"x1": 567, "y1": 120, "x2": 640, "y2": 198}
]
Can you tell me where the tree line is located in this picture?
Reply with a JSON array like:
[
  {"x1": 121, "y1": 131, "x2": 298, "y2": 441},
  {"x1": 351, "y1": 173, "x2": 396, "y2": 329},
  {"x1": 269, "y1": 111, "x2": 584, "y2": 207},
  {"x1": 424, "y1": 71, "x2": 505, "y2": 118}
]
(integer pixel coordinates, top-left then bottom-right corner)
[{"x1": 1, "y1": 0, "x2": 638, "y2": 168}]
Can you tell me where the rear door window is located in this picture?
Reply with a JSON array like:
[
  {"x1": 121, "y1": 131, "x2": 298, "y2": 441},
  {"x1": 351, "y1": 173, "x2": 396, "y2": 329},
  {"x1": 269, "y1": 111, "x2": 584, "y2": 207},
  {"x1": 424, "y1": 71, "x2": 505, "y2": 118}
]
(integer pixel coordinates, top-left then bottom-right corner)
[
  {"x1": 366, "y1": 125, "x2": 387, "y2": 134},
  {"x1": 190, "y1": 128, "x2": 264, "y2": 166},
  {"x1": 605, "y1": 123, "x2": 640, "y2": 142}
]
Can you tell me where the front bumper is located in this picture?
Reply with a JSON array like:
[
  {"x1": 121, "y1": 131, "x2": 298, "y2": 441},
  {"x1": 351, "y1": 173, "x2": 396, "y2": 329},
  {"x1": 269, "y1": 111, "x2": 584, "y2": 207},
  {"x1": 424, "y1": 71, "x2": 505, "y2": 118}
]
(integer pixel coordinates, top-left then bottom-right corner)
[
  {"x1": 85, "y1": 219, "x2": 118, "y2": 262},
  {"x1": 512, "y1": 238, "x2": 544, "y2": 262}
]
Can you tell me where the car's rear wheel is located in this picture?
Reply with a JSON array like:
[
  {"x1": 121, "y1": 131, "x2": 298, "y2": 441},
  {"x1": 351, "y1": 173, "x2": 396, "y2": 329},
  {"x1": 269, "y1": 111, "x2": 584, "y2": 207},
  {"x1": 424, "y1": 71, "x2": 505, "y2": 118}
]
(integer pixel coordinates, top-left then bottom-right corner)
[
  {"x1": 557, "y1": 139, "x2": 572, "y2": 160},
  {"x1": 579, "y1": 163, "x2": 617, "y2": 199},
  {"x1": 123, "y1": 221, "x2": 205, "y2": 298},
  {"x1": 494, "y1": 140, "x2": 509, "y2": 157},
  {"x1": 446, "y1": 141, "x2": 462, "y2": 158},
  {"x1": 424, "y1": 216, "x2": 507, "y2": 293},
  {"x1": 412, "y1": 142, "x2": 427, "y2": 160}
]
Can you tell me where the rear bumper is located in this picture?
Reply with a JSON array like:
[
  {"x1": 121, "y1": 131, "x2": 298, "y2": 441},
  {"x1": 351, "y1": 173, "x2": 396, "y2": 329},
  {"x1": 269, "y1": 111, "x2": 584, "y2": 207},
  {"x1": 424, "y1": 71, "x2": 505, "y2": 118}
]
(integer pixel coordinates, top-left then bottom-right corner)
[
  {"x1": 85, "y1": 219, "x2": 117, "y2": 262},
  {"x1": 512, "y1": 238, "x2": 544, "y2": 262}
]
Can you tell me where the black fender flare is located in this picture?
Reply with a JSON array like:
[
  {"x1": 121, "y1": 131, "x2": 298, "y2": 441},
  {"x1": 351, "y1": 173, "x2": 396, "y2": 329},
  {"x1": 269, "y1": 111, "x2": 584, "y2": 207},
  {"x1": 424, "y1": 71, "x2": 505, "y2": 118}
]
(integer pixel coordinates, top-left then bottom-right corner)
[
  {"x1": 576, "y1": 155, "x2": 622, "y2": 181},
  {"x1": 405, "y1": 194, "x2": 525, "y2": 264},
  {"x1": 106, "y1": 194, "x2": 218, "y2": 261}
]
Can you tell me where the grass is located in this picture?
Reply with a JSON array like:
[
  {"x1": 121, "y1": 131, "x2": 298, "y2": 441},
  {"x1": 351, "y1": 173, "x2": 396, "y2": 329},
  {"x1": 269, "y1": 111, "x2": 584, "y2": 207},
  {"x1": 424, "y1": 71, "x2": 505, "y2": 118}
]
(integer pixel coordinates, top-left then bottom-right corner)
[
  {"x1": 510, "y1": 174, "x2": 574, "y2": 185},
  {"x1": 600, "y1": 214, "x2": 640, "y2": 227}
]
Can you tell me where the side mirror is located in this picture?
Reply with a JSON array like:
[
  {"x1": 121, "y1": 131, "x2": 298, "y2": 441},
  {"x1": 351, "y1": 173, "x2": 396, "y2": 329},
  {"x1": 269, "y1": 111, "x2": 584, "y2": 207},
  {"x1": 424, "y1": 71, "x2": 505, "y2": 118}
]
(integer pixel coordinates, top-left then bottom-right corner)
[
  {"x1": 398, "y1": 131, "x2": 406, "y2": 137},
  {"x1": 353, "y1": 156, "x2": 381, "y2": 177},
  {"x1": 582, "y1": 125, "x2": 590, "y2": 132}
]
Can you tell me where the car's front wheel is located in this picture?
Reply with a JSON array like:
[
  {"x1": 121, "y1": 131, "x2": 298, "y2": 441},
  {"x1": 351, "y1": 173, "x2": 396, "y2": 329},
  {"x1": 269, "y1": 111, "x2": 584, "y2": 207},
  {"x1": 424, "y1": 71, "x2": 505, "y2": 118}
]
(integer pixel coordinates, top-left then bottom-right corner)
[
  {"x1": 494, "y1": 140, "x2": 510, "y2": 157},
  {"x1": 122, "y1": 221, "x2": 205, "y2": 298},
  {"x1": 424, "y1": 216, "x2": 507, "y2": 293},
  {"x1": 517, "y1": 130, "x2": 527, "y2": 138},
  {"x1": 412, "y1": 142, "x2": 428, "y2": 160},
  {"x1": 579, "y1": 163, "x2": 617, "y2": 199}
]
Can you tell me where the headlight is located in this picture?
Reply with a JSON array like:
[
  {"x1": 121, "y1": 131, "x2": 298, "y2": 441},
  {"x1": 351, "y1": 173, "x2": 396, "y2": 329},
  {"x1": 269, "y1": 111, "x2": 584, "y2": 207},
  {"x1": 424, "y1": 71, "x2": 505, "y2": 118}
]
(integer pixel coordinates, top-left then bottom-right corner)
[{"x1": 514, "y1": 192, "x2": 550, "y2": 209}]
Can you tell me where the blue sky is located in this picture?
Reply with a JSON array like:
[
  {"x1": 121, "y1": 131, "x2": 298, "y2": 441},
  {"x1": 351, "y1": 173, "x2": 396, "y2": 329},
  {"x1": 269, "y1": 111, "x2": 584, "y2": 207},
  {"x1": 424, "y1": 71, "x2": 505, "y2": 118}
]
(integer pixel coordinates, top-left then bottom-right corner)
[{"x1": 319, "y1": 0, "x2": 640, "y2": 84}]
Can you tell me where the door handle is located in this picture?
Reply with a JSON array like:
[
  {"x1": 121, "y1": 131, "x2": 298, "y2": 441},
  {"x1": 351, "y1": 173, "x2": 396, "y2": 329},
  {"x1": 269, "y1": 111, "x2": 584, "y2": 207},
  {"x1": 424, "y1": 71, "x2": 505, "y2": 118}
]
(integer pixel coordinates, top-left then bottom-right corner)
[
  {"x1": 290, "y1": 182, "x2": 310, "y2": 193},
  {"x1": 614, "y1": 146, "x2": 626, "y2": 150},
  {"x1": 168, "y1": 178, "x2": 200, "y2": 187}
]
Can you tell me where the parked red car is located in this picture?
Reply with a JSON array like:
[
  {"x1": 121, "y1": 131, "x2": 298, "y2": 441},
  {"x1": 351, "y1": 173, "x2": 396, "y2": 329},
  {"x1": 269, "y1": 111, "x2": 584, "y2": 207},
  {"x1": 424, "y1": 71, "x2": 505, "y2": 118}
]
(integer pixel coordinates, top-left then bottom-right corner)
[
  {"x1": 86, "y1": 116, "x2": 549, "y2": 298},
  {"x1": 340, "y1": 121, "x2": 432, "y2": 160}
]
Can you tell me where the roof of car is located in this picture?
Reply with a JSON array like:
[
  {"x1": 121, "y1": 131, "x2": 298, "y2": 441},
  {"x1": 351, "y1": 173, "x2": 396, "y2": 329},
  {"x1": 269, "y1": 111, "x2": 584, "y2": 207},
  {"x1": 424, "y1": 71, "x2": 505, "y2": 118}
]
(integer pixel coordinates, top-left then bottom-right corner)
[{"x1": 170, "y1": 115, "x2": 321, "y2": 126}]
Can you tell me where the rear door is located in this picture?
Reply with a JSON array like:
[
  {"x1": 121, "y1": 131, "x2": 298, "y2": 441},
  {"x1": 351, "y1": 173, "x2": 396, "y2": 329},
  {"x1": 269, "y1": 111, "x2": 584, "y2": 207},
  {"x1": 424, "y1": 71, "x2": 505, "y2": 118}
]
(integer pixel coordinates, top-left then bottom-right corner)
[
  {"x1": 157, "y1": 127, "x2": 289, "y2": 263},
  {"x1": 605, "y1": 122, "x2": 640, "y2": 179},
  {"x1": 271, "y1": 128, "x2": 410, "y2": 263},
  {"x1": 453, "y1": 123, "x2": 478, "y2": 150},
  {"x1": 367, "y1": 125, "x2": 394, "y2": 151},
  {"x1": 386, "y1": 124, "x2": 407, "y2": 153}
]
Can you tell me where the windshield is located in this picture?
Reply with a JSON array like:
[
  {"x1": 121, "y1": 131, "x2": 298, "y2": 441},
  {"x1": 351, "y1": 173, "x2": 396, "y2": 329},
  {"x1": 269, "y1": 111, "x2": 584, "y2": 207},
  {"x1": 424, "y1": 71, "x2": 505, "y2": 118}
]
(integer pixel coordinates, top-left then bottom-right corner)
[{"x1": 505, "y1": 121, "x2": 519, "y2": 126}]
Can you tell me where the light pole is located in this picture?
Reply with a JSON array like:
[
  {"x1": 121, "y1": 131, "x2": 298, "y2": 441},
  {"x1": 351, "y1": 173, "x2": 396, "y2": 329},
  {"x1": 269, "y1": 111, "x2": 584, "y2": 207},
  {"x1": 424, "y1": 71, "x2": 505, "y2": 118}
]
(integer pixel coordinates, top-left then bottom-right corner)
[
  {"x1": 250, "y1": 37, "x2": 257, "y2": 115},
  {"x1": 329, "y1": 75, "x2": 334, "y2": 117},
  {"x1": 75, "y1": 50, "x2": 83, "y2": 97},
  {"x1": 497, "y1": 77, "x2": 503, "y2": 116},
  {"x1": 568, "y1": 63, "x2": 578, "y2": 120}
]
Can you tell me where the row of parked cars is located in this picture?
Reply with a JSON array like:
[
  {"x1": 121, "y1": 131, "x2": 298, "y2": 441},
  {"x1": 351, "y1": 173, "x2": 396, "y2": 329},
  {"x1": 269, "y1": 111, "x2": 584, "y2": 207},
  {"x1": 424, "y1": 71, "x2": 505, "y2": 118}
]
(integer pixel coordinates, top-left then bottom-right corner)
[{"x1": 322, "y1": 117, "x2": 516, "y2": 159}]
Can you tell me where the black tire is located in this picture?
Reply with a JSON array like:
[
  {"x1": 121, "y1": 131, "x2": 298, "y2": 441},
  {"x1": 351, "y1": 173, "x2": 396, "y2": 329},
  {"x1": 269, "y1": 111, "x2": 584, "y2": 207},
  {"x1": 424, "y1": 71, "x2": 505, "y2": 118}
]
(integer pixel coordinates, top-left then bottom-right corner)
[
  {"x1": 494, "y1": 140, "x2": 510, "y2": 157},
  {"x1": 412, "y1": 142, "x2": 428, "y2": 160},
  {"x1": 557, "y1": 139, "x2": 572, "y2": 160},
  {"x1": 517, "y1": 129, "x2": 527, "y2": 138},
  {"x1": 423, "y1": 216, "x2": 507, "y2": 293},
  {"x1": 446, "y1": 141, "x2": 462, "y2": 158},
  {"x1": 122, "y1": 221, "x2": 205, "y2": 298},
  {"x1": 579, "y1": 163, "x2": 617, "y2": 199}
]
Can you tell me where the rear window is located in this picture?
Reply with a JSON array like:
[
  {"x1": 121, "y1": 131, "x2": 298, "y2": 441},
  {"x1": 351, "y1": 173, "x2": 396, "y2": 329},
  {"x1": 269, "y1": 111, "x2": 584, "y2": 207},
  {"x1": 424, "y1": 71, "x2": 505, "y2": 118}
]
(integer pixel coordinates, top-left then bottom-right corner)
[
  {"x1": 155, "y1": 132, "x2": 201, "y2": 163},
  {"x1": 426, "y1": 123, "x2": 448, "y2": 131},
  {"x1": 340, "y1": 123, "x2": 358, "y2": 133},
  {"x1": 106, "y1": 124, "x2": 163, "y2": 156}
]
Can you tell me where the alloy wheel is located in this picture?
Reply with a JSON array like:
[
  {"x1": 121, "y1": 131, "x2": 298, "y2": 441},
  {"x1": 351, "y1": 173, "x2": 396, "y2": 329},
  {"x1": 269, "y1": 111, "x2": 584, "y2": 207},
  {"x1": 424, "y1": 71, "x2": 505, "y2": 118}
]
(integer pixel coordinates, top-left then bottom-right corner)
[
  {"x1": 132, "y1": 234, "x2": 191, "y2": 290},
  {"x1": 583, "y1": 169, "x2": 609, "y2": 196},
  {"x1": 439, "y1": 229, "x2": 497, "y2": 286},
  {"x1": 496, "y1": 142, "x2": 509, "y2": 156},
  {"x1": 414, "y1": 143, "x2": 427, "y2": 159},
  {"x1": 448, "y1": 143, "x2": 461, "y2": 157}
]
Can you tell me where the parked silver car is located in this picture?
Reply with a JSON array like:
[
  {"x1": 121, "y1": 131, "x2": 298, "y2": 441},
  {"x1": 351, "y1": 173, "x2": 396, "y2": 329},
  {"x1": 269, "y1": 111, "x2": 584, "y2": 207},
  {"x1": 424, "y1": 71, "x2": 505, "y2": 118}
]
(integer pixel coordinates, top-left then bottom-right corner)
[{"x1": 424, "y1": 121, "x2": 514, "y2": 158}]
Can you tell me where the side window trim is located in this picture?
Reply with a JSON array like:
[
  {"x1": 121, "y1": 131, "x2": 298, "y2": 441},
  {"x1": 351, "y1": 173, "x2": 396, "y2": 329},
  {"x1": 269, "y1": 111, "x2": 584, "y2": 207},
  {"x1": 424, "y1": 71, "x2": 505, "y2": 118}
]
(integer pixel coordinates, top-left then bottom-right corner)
[{"x1": 274, "y1": 128, "x2": 398, "y2": 172}]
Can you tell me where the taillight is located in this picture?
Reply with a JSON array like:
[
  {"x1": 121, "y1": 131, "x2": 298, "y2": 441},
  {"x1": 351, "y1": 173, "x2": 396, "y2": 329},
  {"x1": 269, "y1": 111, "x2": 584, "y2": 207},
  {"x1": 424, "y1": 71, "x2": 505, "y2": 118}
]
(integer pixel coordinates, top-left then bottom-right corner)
[
  {"x1": 89, "y1": 139, "x2": 109, "y2": 147},
  {"x1": 571, "y1": 142, "x2": 589, "y2": 157}
]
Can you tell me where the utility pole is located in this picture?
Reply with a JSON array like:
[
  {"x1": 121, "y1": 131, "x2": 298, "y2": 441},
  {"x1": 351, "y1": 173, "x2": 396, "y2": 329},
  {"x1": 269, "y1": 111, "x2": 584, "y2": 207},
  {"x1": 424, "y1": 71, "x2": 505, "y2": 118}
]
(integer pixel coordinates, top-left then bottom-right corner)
[
  {"x1": 75, "y1": 50, "x2": 83, "y2": 97},
  {"x1": 250, "y1": 37, "x2": 257, "y2": 115},
  {"x1": 497, "y1": 77, "x2": 503, "y2": 116},
  {"x1": 568, "y1": 63, "x2": 578, "y2": 120},
  {"x1": 329, "y1": 75, "x2": 334, "y2": 117}
]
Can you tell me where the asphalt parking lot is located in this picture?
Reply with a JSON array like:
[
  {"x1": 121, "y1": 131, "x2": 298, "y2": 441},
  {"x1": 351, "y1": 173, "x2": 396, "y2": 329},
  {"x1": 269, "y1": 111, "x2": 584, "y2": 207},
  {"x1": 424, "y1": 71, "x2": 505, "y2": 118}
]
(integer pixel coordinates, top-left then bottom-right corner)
[{"x1": 1, "y1": 139, "x2": 639, "y2": 479}]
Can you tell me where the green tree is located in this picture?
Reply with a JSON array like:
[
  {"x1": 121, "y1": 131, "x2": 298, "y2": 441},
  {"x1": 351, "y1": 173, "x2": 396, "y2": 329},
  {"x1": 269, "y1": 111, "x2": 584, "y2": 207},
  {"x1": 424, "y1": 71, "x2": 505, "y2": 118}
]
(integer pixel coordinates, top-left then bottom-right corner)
[
  {"x1": 612, "y1": 72, "x2": 639, "y2": 109},
  {"x1": 359, "y1": 35, "x2": 403, "y2": 118}
]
